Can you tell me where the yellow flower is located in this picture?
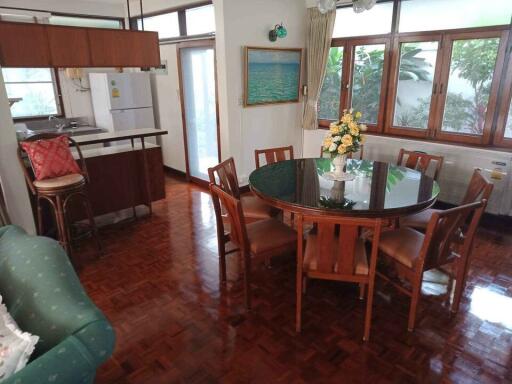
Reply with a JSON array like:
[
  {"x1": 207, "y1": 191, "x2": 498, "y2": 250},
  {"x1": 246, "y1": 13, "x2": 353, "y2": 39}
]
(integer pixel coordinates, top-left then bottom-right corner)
[
  {"x1": 349, "y1": 122, "x2": 359, "y2": 136},
  {"x1": 341, "y1": 114, "x2": 353, "y2": 124},
  {"x1": 323, "y1": 137, "x2": 333, "y2": 149},
  {"x1": 355, "y1": 111, "x2": 362, "y2": 119},
  {"x1": 341, "y1": 134, "x2": 353, "y2": 146},
  {"x1": 329, "y1": 123, "x2": 341, "y2": 134},
  {"x1": 337, "y1": 144, "x2": 347, "y2": 155}
]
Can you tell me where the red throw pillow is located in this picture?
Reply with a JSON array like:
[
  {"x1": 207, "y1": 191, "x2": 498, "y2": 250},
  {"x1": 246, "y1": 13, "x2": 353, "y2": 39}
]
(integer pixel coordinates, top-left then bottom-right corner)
[{"x1": 21, "y1": 136, "x2": 81, "y2": 181}]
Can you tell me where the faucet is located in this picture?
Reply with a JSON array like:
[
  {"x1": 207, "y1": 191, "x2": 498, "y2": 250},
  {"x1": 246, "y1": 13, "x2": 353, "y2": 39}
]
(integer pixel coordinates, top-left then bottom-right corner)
[{"x1": 49, "y1": 116, "x2": 66, "y2": 132}]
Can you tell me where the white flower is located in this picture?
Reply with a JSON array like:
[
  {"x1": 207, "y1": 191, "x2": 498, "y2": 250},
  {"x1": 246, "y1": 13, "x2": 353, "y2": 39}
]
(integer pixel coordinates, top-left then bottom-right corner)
[
  {"x1": 360, "y1": 124, "x2": 368, "y2": 131},
  {"x1": 332, "y1": 135, "x2": 341, "y2": 143},
  {"x1": 328, "y1": 143, "x2": 337, "y2": 152}
]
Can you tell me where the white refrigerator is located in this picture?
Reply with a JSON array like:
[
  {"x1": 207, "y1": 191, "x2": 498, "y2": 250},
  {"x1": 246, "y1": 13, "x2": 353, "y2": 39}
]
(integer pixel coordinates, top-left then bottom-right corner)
[{"x1": 89, "y1": 73, "x2": 156, "y2": 135}]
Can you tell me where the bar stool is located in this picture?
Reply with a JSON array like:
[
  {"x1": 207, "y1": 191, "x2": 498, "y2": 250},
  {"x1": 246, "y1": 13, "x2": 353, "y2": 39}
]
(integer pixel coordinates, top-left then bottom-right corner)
[{"x1": 17, "y1": 133, "x2": 101, "y2": 260}]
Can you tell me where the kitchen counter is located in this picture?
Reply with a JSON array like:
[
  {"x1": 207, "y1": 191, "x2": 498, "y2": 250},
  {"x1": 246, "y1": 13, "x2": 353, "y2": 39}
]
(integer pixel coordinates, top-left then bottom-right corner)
[{"x1": 73, "y1": 128, "x2": 167, "y2": 145}]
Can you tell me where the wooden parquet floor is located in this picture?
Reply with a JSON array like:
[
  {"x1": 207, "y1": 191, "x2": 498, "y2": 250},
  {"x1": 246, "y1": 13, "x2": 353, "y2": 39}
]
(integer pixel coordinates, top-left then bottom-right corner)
[{"x1": 76, "y1": 175, "x2": 512, "y2": 384}]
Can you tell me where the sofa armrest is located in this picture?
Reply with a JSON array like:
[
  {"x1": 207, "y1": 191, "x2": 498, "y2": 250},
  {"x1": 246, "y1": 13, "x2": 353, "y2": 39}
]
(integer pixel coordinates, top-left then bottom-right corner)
[{"x1": 3, "y1": 319, "x2": 115, "y2": 384}]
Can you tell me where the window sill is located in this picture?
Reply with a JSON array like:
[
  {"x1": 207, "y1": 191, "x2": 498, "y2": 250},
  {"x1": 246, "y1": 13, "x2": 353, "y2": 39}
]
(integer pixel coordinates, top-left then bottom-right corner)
[{"x1": 316, "y1": 125, "x2": 512, "y2": 153}]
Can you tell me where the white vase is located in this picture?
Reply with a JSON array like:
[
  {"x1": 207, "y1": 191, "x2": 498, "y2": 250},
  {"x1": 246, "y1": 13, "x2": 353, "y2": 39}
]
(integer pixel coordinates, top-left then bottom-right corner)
[{"x1": 332, "y1": 154, "x2": 347, "y2": 177}]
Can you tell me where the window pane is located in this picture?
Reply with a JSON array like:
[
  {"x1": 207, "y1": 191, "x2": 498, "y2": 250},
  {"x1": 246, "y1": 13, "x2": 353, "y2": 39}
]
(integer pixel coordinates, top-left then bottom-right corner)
[
  {"x1": 441, "y1": 38, "x2": 500, "y2": 135},
  {"x1": 393, "y1": 41, "x2": 439, "y2": 129},
  {"x1": 505, "y1": 99, "x2": 512, "y2": 139},
  {"x1": 6, "y1": 83, "x2": 58, "y2": 118},
  {"x1": 351, "y1": 44, "x2": 385, "y2": 125},
  {"x1": 138, "y1": 12, "x2": 180, "y2": 39},
  {"x1": 318, "y1": 47, "x2": 343, "y2": 121},
  {"x1": 333, "y1": 3, "x2": 393, "y2": 38},
  {"x1": 2, "y1": 68, "x2": 52, "y2": 83},
  {"x1": 186, "y1": 4, "x2": 216, "y2": 35},
  {"x1": 400, "y1": 0, "x2": 512, "y2": 33},
  {"x1": 49, "y1": 16, "x2": 122, "y2": 29}
]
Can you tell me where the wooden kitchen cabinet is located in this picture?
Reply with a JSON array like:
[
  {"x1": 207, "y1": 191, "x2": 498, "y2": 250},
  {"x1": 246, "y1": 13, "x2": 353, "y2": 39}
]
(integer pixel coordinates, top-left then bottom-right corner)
[
  {"x1": 88, "y1": 29, "x2": 160, "y2": 67},
  {"x1": 0, "y1": 22, "x2": 51, "y2": 67},
  {"x1": 47, "y1": 25, "x2": 91, "y2": 67},
  {"x1": 0, "y1": 21, "x2": 160, "y2": 68}
]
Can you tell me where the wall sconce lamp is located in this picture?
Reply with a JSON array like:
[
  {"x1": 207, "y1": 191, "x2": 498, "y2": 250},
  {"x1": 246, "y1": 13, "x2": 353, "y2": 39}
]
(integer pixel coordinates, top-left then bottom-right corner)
[{"x1": 269, "y1": 23, "x2": 287, "y2": 42}]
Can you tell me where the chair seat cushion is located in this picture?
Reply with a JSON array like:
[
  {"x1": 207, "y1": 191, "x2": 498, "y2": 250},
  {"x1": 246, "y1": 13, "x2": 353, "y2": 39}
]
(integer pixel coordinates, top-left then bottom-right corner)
[
  {"x1": 401, "y1": 209, "x2": 441, "y2": 229},
  {"x1": 378, "y1": 227, "x2": 425, "y2": 269},
  {"x1": 304, "y1": 234, "x2": 368, "y2": 275},
  {"x1": 241, "y1": 194, "x2": 278, "y2": 219},
  {"x1": 21, "y1": 136, "x2": 81, "y2": 180},
  {"x1": 246, "y1": 218, "x2": 296, "y2": 255},
  {"x1": 33, "y1": 173, "x2": 84, "y2": 190}
]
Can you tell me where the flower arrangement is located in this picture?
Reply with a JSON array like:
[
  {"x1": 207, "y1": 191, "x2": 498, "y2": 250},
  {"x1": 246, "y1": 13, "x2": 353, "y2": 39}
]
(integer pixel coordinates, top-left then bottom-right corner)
[{"x1": 322, "y1": 110, "x2": 367, "y2": 157}]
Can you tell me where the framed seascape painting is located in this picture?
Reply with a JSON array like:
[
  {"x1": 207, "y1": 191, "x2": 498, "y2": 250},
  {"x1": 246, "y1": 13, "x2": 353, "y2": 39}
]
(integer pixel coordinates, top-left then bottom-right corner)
[{"x1": 244, "y1": 47, "x2": 303, "y2": 107}]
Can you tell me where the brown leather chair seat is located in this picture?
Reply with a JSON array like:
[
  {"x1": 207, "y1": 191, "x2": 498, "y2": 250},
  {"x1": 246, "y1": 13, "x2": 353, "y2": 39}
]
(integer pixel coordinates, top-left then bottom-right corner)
[
  {"x1": 33, "y1": 173, "x2": 85, "y2": 190},
  {"x1": 246, "y1": 218, "x2": 297, "y2": 255},
  {"x1": 241, "y1": 194, "x2": 278, "y2": 220},
  {"x1": 377, "y1": 227, "x2": 424, "y2": 268},
  {"x1": 304, "y1": 234, "x2": 368, "y2": 275},
  {"x1": 401, "y1": 208, "x2": 441, "y2": 230}
]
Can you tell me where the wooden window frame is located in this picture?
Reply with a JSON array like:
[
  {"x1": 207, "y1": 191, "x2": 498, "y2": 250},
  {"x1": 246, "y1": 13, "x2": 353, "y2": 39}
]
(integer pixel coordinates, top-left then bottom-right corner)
[
  {"x1": 4, "y1": 67, "x2": 65, "y2": 121},
  {"x1": 432, "y1": 29, "x2": 508, "y2": 146},
  {"x1": 384, "y1": 33, "x2": 443, "y2": 139},
  {"x1": 318, "y1": 36, "x2": 391, "y2": 132},
  {"x1": 130, "y1": 1, "x2": 214, "y2": 41}
]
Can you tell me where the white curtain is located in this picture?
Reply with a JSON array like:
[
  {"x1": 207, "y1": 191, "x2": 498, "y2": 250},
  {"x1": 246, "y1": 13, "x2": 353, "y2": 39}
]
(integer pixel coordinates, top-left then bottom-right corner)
[{"x1": 303, "y1": 7, "x2": 336, "y2": 130}]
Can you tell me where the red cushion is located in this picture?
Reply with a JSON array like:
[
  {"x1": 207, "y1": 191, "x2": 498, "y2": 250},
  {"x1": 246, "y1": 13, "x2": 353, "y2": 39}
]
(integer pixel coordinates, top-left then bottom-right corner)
[{"x1": 21, "y1": 136, "x2": 81, "y2": 181}]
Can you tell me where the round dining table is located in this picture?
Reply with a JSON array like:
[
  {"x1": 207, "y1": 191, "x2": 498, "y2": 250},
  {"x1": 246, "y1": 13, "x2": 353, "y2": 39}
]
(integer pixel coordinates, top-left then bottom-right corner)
[{"x1": 249, "y1": 158, "x2": 440, "y2": 219}]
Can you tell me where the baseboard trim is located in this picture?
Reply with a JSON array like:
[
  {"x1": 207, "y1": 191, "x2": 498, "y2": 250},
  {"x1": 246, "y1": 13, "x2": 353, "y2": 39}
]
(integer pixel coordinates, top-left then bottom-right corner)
[{"x1": 164, "y1": 166, "x2": 187, "y2": 179}]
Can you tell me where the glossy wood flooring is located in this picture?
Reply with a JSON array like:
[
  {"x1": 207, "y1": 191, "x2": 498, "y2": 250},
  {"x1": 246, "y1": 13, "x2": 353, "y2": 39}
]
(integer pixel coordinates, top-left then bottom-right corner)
[{"x1": 76, "y1": 175, "x2": 512, "y2": 384}]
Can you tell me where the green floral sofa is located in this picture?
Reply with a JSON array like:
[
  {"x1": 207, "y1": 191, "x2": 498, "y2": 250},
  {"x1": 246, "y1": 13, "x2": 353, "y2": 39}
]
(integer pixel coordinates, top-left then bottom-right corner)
[{"x1": 0, "y1": 225, "x2": 115, "y2": 384}]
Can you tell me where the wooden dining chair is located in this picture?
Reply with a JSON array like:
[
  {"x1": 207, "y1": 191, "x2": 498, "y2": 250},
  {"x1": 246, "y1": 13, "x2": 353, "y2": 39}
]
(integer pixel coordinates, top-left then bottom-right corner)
[
  {"x1": 208, "y1": 157, "x2": 278, "y2": 221},
  {"x1": 295, "y1": 213, "x2": 383, "y2": 341},
  {"x1": 397, "y1": 148, "x2": 444, "y2": 181},
  {"x1": 402, "y1": 169, "x2": 493, "y2": 230},
  {"x1": 209, "y1": 184, "x2": 297, "y2": 309},
  {"x1": 254, "y1": 145, "x2": 294, "y2": 169},
  {"x1": 375, "y1": 199, "x2": 487, "y2": 331},
  {"x1": 319, "y1": 145, "x2": 365, "y2": 160}
]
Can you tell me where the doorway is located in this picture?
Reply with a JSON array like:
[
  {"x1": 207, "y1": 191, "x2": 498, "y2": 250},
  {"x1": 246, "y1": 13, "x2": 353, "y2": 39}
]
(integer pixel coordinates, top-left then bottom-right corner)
[{"x1": 177, "y1": 39, "x2": 220, "y2": 184}]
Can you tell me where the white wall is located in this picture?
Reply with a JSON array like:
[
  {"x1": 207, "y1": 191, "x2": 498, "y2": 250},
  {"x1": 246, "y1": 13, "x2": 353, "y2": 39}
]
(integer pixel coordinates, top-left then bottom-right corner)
[
  {"x1": 0, "y1": 70, "x2": 36, "y2": 233},
  {"x1": 214, "y1": 0, "x2": 307, "y2": 183}
]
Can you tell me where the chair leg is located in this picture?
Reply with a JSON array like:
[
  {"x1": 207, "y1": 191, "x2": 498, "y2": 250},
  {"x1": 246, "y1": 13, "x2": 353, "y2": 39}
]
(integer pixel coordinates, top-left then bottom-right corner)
[
  {"x1": 302, "y1": 276, "x2": 308, "y2": 294},
  {"x1": 290, "y1": 212, "x2": 295, "y2": 227},
  {"x1": 363, "y1": 280, "x2": 375, "y2": 342},
  {"x1": 55, "y1": 195, "x2": 72, "y2": 257},
  {"x1": 296, "y1": 270, "x2": 303, "y2": 333},
  {"x1": 218, "y1": 238, "x2": 227, "y2": 284},
  {"x1": 408, "y1": 284, "x2": 422, "y2": 332},
  {"x1": 359, "y1": 283, "x2": 366, "y2": 300},
  {"x1": 451, "y1": 260, "x2": 468, "y2": 314},
  {"x1": 242, "y1": 251, "x2": 252, "y2": 310},
  {"x1": 82, "y1": 192, "x2": 102, "y2": 257},
  {"x1": 36, "y1": 197, "x2": 44, "y2": 236}
]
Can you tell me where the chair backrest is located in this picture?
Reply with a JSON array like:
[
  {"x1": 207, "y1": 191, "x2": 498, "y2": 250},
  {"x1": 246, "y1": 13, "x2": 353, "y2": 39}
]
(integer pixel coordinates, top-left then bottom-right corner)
[
  {"x1": 255, "y1": 145, "x2": 294, "y2": 168},
  {"x1": 18, "y1": 133, "x2": 88, "y2": 195},
  {"x1": 420, "y1": 200, "x2": 486, "y2": 271},
  {"x1": 209, "y1": 183, "x2": 248, "y2": 252},
  {"x1": 320, "y1": 145, "x2": 364, "y2": 160},
  {"x1": 461, "y1": 169, "x2": 494, "y2": 205},
  {"x1": 296, "y1": 213, "x2": 382, "y2": 278},
  {"x1": 207, "y1": 157, "x2": 241, "y2": 199},
  {"x1": 397, "y1": 148, "x2": 444, "y2": 181}
]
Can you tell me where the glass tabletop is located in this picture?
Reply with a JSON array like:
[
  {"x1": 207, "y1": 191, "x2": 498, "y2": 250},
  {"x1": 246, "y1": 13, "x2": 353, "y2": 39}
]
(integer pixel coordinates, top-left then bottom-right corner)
[{"x1": 249, "y1": 159, "x2": 440, "y2": 217}]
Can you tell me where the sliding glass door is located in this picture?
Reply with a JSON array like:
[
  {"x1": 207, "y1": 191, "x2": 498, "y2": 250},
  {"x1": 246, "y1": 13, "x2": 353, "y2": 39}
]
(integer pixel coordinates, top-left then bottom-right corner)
[{"x1": 178, "y1": 40, "x2": 219, "y2": 183}]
